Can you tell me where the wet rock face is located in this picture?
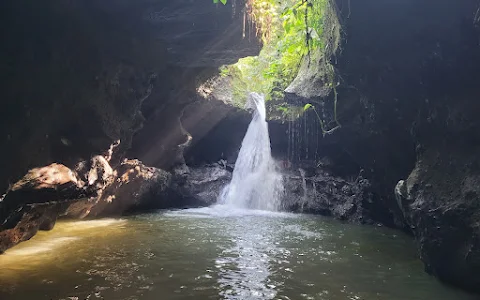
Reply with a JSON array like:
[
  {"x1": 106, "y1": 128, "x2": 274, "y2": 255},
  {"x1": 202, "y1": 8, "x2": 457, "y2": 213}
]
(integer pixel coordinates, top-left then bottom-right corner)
[
  {"x1": 171, "y1": 164, "x2": 232, "y2": 207},
  {"x1": 282, "y1": 168, "x2": 374, "y2": 223},
  {"x1": 395, "y1": 143, "x2": 480, "y2": 293}
]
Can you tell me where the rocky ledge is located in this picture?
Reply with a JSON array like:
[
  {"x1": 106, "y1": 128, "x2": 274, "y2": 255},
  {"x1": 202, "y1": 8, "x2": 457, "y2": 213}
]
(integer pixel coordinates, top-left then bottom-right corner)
[
  {"x1": 0, "y1": 151, "x2": 173, "y2": 253},
  {"x1": 0, "y1": 153, "x2": 237, "y2": 253}
]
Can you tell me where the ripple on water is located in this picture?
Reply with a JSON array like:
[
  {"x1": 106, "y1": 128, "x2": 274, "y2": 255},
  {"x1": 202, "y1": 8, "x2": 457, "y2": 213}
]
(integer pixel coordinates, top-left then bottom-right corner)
[{"x1": 0, "y1": 211, "x2": 477, "y2": 300}]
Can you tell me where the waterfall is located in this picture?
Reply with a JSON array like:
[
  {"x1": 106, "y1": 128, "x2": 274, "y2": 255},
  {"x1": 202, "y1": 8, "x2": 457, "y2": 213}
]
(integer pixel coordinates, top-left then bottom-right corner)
[{"x1": 218, "y1": 93, "x2": 283, "y2": 211}]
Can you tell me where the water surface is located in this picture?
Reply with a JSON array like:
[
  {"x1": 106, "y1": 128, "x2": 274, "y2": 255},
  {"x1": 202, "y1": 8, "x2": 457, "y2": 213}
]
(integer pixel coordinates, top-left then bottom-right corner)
[{"x1": 0, "y1": 206, "x2": 475, "y2": 300}]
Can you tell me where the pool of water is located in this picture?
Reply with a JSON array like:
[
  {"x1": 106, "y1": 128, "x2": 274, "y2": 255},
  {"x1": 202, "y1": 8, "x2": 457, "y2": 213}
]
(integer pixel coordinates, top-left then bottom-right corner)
[{"x1": 0, "y1": 205, "x2": 475, "y2": 300}]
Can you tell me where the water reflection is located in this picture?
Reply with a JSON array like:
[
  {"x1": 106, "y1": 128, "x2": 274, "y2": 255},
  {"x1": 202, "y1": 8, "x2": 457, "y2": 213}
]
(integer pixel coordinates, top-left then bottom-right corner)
[
  {"x1": 1, "y1": 219, "x2": 126, "y2": 266},
  {"x1": 166, "y1": 205, "x2": 288, "y2": 299},
  {"x1": 216, "y1": 218, "x2": 276, "y2": 299},
  {"x1": 0, "y1": 209, "x2": 476, "y2": 300}
]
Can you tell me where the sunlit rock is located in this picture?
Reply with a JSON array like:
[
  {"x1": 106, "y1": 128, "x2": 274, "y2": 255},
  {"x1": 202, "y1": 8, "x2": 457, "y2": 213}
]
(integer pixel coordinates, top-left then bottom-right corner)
[{"x1": 0, "y1": 163, "x2": 93, "y2": 253}]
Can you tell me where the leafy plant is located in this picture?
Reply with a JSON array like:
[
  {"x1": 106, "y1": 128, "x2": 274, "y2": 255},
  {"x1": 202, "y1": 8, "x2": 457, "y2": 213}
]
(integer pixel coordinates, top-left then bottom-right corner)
[
  {"x1": 221, "y1": 0, "x2": 326, "y2": 103},
  {"x1": 222, "y1": 0, "x2": 340, "y2": 103},
  {"x1": 214, "y1": 0, "x2": 342, "y2": 135},
  {"x1": 213, "y1": 0, "x2": 227, "y2": 5}
]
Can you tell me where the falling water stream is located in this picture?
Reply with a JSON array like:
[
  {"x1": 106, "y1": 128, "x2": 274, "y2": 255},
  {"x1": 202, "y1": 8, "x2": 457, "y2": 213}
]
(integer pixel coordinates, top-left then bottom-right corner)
[
  {"x1": 0, "y1": 93, "x2": 476, "y2": 300},
  {"x1": 219, "y1": 92, "x2": 283, "y2": 211}
]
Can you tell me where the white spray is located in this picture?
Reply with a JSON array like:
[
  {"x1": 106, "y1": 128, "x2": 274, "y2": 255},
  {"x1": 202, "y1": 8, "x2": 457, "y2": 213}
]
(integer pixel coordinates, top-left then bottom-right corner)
[{"x1": 218, "y1": 93, "x2": 283, "y2": 211}]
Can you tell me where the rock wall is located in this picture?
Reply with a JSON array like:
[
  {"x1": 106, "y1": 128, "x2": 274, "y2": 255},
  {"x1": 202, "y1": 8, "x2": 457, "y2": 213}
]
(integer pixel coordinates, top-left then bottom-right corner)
[
  {"x1": 0, "y1": 0, "x2": 259, "y2": 193},
  {"x1": 0, "y1": 0, "x2": 259, "y2": 251},
  {"x1": 276, "y1": 0, "x2": 480, "y2": 293},
  {"x1": 334, "y1": 0, "x2": 480, "y2": 292},
  {"x1": 282, "y1": 167, "x2": 374, "y2": 223},
  {"x1": 395, "y1": 141, "x2": 480, "y2": 291}
]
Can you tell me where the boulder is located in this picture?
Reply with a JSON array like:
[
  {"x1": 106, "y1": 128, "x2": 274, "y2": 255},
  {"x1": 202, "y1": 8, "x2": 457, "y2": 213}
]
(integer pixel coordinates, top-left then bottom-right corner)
[
  {"x1": 0, "y1": 157, "x2": 176, "y2": 252},
  {"x1": 0, "y1": 163, "x2": 94, "y2": 252},
  {"x1": 284, "y1": 48, "x2": 331, "y2": 103},
  {"x1": 172, "y1": 164, "x2": 232, "y2": 207},
  {"x1": 282, "y1": 167, "x2": 374, "y2": 223},
  {"x1": 86, "y1": 159, "x2": 173, "y2": 217},
  {"x1": 395, "y1": 143, "x2": 480, "y2": 293}
]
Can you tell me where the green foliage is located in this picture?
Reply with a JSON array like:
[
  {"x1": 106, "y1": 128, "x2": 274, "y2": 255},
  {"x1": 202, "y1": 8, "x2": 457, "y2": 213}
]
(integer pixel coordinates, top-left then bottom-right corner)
[
  {"x1": 303, "y1": 103, "x2": 313, "y2": 111},
  {"x1": 213, "y1": 0, "x2": 343, "y2": 137},
  {"x1": 221, "y1": 0, "x2": 337, "y2": 106},
  {"x1": 213, "y1": 0, "x2": 227, "y2": 5},
  {"x1": 276, "y1": 105, "x2": 290, "y2": 117}
]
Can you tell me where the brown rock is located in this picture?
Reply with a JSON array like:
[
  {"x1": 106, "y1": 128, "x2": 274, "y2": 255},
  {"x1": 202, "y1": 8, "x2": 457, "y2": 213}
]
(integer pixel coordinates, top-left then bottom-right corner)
[
  {"x1": 0, "y1": 157, "x2": 176, "y2": 252},
  {"x1": 0, "y1": 163, "x2": 94, "y2": 253},
  {"x1": 86, "y1": 159, "x2": 172, "y2": 217}
]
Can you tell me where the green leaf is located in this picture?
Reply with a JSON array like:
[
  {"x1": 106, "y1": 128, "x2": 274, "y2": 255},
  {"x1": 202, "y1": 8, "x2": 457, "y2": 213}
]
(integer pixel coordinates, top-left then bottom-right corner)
[
  {"x1": 213, "y1": 0, "x2": 337, "y2": 109},
  {"x1": 284, "y1": 22, "x2": 292, "y2": 33}
]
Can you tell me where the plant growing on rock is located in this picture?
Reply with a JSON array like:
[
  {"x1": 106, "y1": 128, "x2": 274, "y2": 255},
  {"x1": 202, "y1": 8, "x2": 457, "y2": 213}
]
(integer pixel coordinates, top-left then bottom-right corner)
[{"x1": 216, "y1": 0, "x2": 341, "y2": 122}]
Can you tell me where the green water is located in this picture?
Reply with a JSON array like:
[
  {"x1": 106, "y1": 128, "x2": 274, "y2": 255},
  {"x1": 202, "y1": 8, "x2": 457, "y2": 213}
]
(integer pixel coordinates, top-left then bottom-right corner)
[{"x1": 0, "y1": 206, "x2": 475, "y2": 300}]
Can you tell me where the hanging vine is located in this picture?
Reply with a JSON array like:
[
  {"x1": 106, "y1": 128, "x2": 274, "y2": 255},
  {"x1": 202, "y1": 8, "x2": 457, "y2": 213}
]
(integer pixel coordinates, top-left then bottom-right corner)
[{"x1": 303, "y1": 0, "x2": 342, "y2": 135}]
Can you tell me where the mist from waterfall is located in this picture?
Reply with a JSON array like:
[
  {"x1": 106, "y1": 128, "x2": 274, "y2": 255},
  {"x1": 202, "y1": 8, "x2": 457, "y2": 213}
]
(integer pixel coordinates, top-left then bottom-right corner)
[{"x1": 218, "y1": 93, "x2": 283, "y2": 211}]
